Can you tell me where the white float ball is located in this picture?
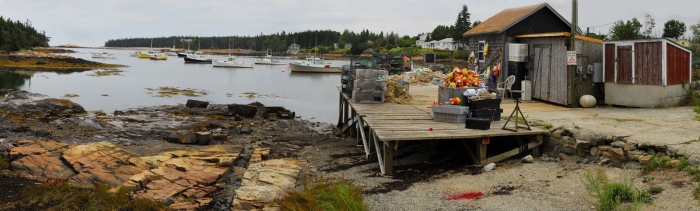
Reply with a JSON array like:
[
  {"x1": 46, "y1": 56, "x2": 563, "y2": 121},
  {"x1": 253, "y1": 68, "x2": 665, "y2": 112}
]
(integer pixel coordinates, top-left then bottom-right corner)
[{"x1": 579, "y1": 95, "x2": 596, "y2": 108}]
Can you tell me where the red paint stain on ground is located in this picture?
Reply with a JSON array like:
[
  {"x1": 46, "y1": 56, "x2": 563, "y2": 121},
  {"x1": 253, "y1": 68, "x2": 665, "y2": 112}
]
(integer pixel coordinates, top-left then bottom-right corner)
[{"x1": 445, "y1": 192, "x2": 484, "y2": 200}]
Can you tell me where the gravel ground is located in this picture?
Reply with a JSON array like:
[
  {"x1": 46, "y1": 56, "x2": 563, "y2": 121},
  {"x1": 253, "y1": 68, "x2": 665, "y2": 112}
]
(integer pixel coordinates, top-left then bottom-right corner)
[{"x1": 303, "y1": 136, "x2": 700, "y2": 211}]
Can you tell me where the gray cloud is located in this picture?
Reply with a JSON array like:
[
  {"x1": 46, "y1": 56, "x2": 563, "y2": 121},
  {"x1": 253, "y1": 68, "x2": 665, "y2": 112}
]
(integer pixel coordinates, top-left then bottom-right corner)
[{"x1": 1, "y1": 0, "x2": 698, "y2": 46}]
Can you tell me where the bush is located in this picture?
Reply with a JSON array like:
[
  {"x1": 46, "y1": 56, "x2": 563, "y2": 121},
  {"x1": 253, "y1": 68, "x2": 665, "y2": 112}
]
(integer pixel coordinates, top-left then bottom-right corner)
[
  {"x1": 643, "y1": 154, "x2": 671, "y2": 173},
  {"x1": 277, "y1": 176, "x2": 367, "y2": 211},
  {"x1": 581, "y1": 169, "x2": 652, "y2": 211}
]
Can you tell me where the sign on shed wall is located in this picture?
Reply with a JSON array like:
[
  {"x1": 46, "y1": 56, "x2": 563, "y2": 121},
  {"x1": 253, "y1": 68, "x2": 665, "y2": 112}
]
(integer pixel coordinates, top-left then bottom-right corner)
[{"x1": 566, "y1": 51, "x2": 577, "y2": 65}]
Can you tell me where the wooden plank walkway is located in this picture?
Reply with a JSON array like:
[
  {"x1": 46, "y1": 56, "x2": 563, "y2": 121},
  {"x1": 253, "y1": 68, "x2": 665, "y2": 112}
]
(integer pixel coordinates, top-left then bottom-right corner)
[{"x1": 337, "y1": 87, "x2": 549, "y2": 175}]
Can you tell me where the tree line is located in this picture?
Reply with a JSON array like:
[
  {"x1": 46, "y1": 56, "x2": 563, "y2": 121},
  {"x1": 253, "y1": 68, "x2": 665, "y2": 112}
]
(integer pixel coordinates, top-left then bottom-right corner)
[
  {"x1": 0, "y1": 16, "x2": 50, "y2": 52},
  {"x1": 105, "y1": 29, "x2": 420, "y2": 52}
]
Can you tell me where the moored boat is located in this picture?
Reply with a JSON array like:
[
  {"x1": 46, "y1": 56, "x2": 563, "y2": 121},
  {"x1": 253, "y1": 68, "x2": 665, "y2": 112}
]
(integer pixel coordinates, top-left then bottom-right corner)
[
  {"x1": 212, "y1": 56, "x2": 253, "y2": 68},
  {"x1": 288, "y1": 57, "x2": 340, "y2": 73},
  {"x1": 92, "y1": 52, "x2": 116, "y2": 59},
  {"x1": 150, "y1": 53, "x2": 168, "y2": 60},
  {"x1": 254, "y1": 55, "x2": 285, "y2": 65},
  {"x1": 183, "y1": 51, "x2": 212, "y2": 63}
]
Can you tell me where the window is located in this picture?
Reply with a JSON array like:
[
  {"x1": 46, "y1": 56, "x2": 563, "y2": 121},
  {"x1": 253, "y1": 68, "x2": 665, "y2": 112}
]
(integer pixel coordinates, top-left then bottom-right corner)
[{"x1": 478, "y1": 41, "x2": 485, "y2": 62}]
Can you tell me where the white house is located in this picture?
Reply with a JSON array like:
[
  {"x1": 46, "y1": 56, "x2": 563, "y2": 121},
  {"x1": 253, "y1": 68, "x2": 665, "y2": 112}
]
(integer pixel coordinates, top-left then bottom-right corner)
[
  {"x1": 415, "y1": 32, "x2": 432, "y2": 46},
  {"x1": 421, "y1": 38, "x2": 467, "y2": 51}
]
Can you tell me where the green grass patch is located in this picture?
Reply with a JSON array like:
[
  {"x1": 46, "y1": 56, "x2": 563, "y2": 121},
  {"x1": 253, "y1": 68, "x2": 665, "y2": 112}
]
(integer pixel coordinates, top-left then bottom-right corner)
[
  {"x1": 0, "y1": 183, "x2": 165, "y2": 211},
  {"x1": 694, "y1": 115, "x2": 700, "y2": 121},
  {"x1": 581, "y1": 169, "x2": 652, "y2": 211},
  {"x1": 643, "y1": 154, "x2": 672, "y2": 173},
  {"x1": 687, "y1": 167, "x2": 700, "y2": 176},
  {"x1": 0, "y1": 157, "x2": 8, "y2": 170},
  {"x1": 543, "y1": 124, "x2": 553, "y2": 129},
  {"x1": 693, "y1": 106, "x2": 700, "y2": 114},
  {"x1": 696, "y1": 185, "x2": 700, "y2": 201},
  {"x1": 648, "y1": 186, "x2": 664, "y2": 195},
  {"x1": 277, "y1": 176, "x2": 367, "y2": 211},
  {"x1": 677, "y1": 157, "x2": 690, "y2": 170}
]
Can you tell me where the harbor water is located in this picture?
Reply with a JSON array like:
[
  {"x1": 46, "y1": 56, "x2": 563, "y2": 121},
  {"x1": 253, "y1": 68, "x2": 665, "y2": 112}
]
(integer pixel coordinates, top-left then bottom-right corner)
[{"x1": 0, "y1": 48, "x2": 348, "y2": 124}]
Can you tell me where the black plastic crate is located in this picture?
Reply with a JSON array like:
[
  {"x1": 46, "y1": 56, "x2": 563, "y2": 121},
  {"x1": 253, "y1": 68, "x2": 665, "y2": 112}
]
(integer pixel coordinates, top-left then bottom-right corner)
[
  {"x1": 471, "y1": 108, "x2": 503, "y2": 121},
  {"x1": 469, "y1": 98, "x2": 501, "y2": 110},
  {"x1": 465, "y1": 118, "x2": 491, "y2": 130}
]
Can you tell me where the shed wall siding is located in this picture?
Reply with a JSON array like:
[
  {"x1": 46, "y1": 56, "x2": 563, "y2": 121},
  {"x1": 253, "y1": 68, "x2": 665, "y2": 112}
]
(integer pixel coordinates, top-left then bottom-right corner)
[
  {"x1": 574, "y1": 40, "x2": 604, "y2": 105},
  {"x1": 521, "y1": 37, "x2": 568, "y2": 105},
  {"x1": 604, "y1": 44, "x2": 615, "y2": 82},
  {"x1": 466, "y1": 33, "x2": 505, "y2": 90},
  {"x1": 505, "y1": 8, "x2": 571, "y2": 37},
  {"x1": 666, "y1": 43, "x2": 691, "y2": 85},
  {"x1": 634, "y1": 42, "x2": 663, "y2": 85}
]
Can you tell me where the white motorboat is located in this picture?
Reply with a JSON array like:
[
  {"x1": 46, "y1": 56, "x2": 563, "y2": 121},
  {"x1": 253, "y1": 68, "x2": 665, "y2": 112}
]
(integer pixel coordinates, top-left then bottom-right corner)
[
  {"x1": 166, "y1": 41, "x2": 178, "y2": 56},
  {"x1": 212, "y1": 56, "x2": 253, "y2": 68},
  {"x1": 289, "y1": 56, "x2": 340, "y2": 73},
  {"x1": 254, "y1": 55, "x2": 286, "y2": 65},
  {"x1": 92, "y1": 52, "x2": 116, "y2": 59}
]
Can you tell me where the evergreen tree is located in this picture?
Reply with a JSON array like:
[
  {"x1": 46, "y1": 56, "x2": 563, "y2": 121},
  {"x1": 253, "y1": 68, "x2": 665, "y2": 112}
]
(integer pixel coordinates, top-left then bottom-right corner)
[{"x1": 453, "y1": 5, "x2": 471, "y2": 48}]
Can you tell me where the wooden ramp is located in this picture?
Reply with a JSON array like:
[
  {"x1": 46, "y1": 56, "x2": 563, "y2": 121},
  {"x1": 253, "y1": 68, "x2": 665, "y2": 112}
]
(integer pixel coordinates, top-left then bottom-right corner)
[{"x1": 338, "y1": 87, "x2": 548, "y2": 175}]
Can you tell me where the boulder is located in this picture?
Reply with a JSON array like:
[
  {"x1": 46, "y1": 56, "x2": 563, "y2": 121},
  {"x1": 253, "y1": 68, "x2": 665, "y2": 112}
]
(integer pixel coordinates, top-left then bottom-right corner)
[
  {"x1": 180, "y1": 133, "x2": 197, "y2": 144},
  {"x1": 255, "y1": 107, "x2": 269, "y2": 119},
  {"x1": 228, "y1": 104, "x2": 258, "y2": 118},
  {"x1": 522, "y1": 155, "x2": 534, "y2": 163},
  {"x1": 611, "y1": 141, "x2": 625, "y2": 148},
  {"x1": 610, "y1": 148, "x2": 625, "y2": 160},
  {"x1": 598, "y1": 145, "x2": 612, "y2": 152},
  {"x1": 590, "y1": 146, "x2": 600, "y2": 157},
  {"x1": 240, "y1": 125, "x2": 251, "y2": 134},
  {"x1": 640, "y1": 155, "x2": 653, "y2": 164},
  {"x1": 232, "y1": 159, "x2": 306, "y2": 210},
  {"x1": 185, "y1": 100, "x2": 209, "y2": 108},
  {"x1": 575, "y1": 139, "x2": 592, "y2": 152},
  {"x1": 195, "y1": 131, "x2": 212, "y2": 145}
]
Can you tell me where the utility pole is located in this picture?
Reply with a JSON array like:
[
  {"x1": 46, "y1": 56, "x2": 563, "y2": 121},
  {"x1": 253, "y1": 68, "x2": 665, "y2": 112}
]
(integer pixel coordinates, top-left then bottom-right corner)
[{"x1": 568, "y1": 0, "x2": 578, "y2": 107}]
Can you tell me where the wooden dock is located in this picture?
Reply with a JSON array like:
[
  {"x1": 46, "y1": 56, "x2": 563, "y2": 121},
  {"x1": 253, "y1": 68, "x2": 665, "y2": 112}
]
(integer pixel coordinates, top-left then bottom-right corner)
[{"x1": 338, "y1": 87, "x2": 549, "y2": 175}]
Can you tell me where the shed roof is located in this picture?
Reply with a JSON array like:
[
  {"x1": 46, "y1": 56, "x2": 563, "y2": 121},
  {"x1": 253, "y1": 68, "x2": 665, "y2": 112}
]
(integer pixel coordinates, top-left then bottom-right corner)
[
  {"x1": 514, "y1": 32, "x2": 603, "y2": 44},
  {"x1": 603, "y1": 38, "x2": 692, "y2": 54},
  {"x1": 463, "y1": 3, "x2": 579, "y2": 37}
]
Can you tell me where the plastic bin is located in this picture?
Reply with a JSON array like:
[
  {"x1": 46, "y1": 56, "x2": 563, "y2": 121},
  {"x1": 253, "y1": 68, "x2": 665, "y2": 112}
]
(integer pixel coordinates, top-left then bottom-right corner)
[
  {"x1": 355, "y1": 69, "x2": 388, "y2": 81},
  {"x1": 471, "y1": 108, "x2": 503, "y2": 121},
  {"x1": 465, "y1": 118, "x2": 491, "y2": 130},
  {"x1": 468, "y1": 98, "x2": 501, "y2": 110},
  {"x1": 431, "y1": 105, "x2": 469, "y2": 123},
  {"x1": 438, "y1": 85, "x2": 469, "y2": 106},
  {"x1": 352, "y1": 91, "x2": 384, "y2": 104},
  {"x1": 354, "y1": 80, "x2": 387, "y2": 92}
]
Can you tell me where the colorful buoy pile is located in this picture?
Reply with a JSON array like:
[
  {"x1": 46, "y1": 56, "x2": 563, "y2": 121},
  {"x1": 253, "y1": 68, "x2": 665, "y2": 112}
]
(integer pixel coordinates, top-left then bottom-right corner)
[{"x1": 443, "y1": 68, "x2": 482, "y2": 88}]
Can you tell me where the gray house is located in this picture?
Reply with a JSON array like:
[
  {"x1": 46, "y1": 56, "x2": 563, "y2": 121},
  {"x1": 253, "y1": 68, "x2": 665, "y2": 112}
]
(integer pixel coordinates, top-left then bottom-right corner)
[{"x1": 462, "y1": 3, "x2": 603, "y2": 106}]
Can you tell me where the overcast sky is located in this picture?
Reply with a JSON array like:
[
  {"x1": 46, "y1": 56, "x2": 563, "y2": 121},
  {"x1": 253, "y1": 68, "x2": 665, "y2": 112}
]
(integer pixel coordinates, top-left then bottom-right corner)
[{"x1": 1, "y1": 0, "x2": 698, "y2": 47}]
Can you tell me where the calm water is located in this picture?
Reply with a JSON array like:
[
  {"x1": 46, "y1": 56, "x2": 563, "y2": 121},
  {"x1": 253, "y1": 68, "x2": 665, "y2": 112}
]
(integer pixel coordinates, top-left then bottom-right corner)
[{"x1": 0, "y1": 48, "x2": 348, "y2": 124}]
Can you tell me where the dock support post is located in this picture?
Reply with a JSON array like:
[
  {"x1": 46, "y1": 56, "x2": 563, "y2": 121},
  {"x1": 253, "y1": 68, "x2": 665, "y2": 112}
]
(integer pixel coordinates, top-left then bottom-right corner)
[
  {"x1": 383, "y1": 141, "x2": 394, "y2": 175},
  {"x1": 358, "y1": 118, "x2": 370, "y2": 157},
  {"x1": 337, "y1": 93, "x2": 343, "y2": 127},
  {"x1": 372, "y1": 131, "x2": 385, "y2": 174},
  {"x1": 533, "y1": 135, "x2": 543, "y2": 157},
  {"x1": 477, "y1": 137, "x2": 489, "y2": 162},
  {"x1": 342, "y1": 99, "x2": 348, "y2": 127},
  {"x1": 368, "y1": 130, "x2": 376, "y2": 160}
]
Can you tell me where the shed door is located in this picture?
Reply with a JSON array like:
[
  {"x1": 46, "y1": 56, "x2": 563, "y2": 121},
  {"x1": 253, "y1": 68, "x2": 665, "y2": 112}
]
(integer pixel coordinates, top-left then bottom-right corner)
[
  {"x1": 616, "y1": 46, "x2": 632, "y2": 83},
  {"x1": 532, "y1": 44, "x2": 552, "y2": 101}
]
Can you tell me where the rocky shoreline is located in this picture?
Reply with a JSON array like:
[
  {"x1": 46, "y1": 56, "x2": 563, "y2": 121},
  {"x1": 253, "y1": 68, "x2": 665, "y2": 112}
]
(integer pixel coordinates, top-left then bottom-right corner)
[
  {"x1": 0, "y1": 50, "x2": 126, "y2": 71},
  {"x1": 0, "y1": 90, "x2": 335, "y2": 210}
]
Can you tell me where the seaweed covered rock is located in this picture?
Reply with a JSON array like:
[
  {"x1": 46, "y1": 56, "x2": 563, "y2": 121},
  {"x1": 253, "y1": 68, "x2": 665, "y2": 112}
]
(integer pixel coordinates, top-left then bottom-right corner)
[{"x1": 0, "y1": 90, "x2": 86, "y2": 122}]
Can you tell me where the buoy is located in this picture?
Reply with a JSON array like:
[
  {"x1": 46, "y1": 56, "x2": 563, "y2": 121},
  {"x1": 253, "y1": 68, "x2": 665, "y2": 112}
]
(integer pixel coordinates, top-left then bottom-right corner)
[
  {"x1": 429, "y1": 128, "x2": 433, "y2": 131},
  {"x1": 282, "y1": 69, "x2": 285, "y2": 72},
  {"x1": 580, "y1": 95, "x2": 596, "y2": 108}
]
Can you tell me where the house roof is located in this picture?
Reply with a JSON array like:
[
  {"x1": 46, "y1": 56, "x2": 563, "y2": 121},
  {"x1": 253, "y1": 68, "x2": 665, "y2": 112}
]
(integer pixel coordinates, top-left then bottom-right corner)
[
  {"x1": 463, "y1": 3, "x2": 579, "y2": 37},
  {"x1": 514, "y1": 32, "x2": 603, "y2": 44},
  {"x1": 603, "y1": 38, "x2": 693, "y2": 54}
]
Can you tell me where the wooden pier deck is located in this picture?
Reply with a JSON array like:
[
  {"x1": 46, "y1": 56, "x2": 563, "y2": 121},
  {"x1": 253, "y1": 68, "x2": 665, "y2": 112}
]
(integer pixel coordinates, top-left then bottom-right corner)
[{"x1": 338, "y1": 87, "x2": 549, "y2": 175}]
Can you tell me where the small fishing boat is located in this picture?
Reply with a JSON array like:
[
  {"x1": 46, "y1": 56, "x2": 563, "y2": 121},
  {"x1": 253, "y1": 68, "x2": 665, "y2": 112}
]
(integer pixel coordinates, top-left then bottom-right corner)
[
  {"x1": 129, "y1": 52, "x2": 138, "y2": 57},
  {"x1": 150, "y1": 53, "x2": 168, "y2": 60},
  {"x1": 212, "y1": 56, "x2": 253, "y2": 68},
  {"x1": 177, "y1": 50, "x2": 193, "y2": 58},
  {"x1": 138, "y1": 39, "x2": 156, "y2": 58},
  {"x1": 254, "y1": 55, "x2": 285, "y2": 65},
  {"x1": 166, "y1": 41, "x2": 178, "y2": 56},
  {"x1": 289, "y1": 56, "x2": 340, "y2": 73},
  {"x1": 183, "y1": 51, "x2": 212, "y2": 63},
  {"x1": 92, "y1": 52, "x2": 116, "y2": 59}
]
